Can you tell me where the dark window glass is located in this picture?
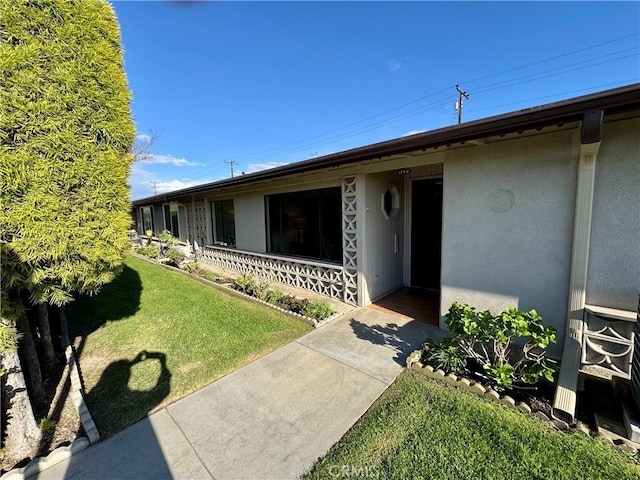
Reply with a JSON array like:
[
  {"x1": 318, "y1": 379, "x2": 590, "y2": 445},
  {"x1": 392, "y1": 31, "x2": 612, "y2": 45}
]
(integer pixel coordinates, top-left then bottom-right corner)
[
  {"x1": 163, "y1": 204, "x2": 180, "y2": 238},
  {"x1": 213, "y1": 200, "x2": 235, "y2": 246},
  {"x1": 266, "y1": 187, "x2": 342, "y2": 262},
  {"x1": 141, "y1": 206, "x2": 154, "y2": 234}
]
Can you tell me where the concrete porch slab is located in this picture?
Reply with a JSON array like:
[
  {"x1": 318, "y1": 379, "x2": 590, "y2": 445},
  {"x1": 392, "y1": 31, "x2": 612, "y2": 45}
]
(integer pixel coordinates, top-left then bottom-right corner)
[{"x1": 299, "y1": 307, "x2": 446, "y2": 384}]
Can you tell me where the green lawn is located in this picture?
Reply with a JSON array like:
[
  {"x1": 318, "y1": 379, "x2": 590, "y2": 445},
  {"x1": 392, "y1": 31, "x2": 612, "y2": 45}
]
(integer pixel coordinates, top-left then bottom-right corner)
[
  {"x1": 67, "y1": 254, "x2": 311, "y2": 437},
  {"x1": 305, "y1": 370, "x2": 640, "y2": 480}
]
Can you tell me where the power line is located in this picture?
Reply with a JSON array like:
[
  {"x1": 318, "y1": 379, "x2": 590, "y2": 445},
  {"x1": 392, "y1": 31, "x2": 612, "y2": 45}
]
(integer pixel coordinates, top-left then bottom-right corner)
[
  {"x1": 224, "y1": 159, "x2": 237, "y2": 178},
  {"x1": 455, "y1": 85, "x2": 469, "y2": 124},
  {"x1": 463, "y1": 32, "x2": 639, "y2": 86},
  {"x1": 182, "y1": 33, "x2": 639, "y2": 180}
]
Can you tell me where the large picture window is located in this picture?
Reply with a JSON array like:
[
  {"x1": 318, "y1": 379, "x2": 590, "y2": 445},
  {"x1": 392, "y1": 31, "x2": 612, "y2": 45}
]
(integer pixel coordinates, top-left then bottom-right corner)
[
  {"x1": 163, "y1": 203, "x2": 180, "y2": 238},
  {"x1": 139, "y1": 206, "x2": 154, "y2": 234},
  {"x1": 266, "y1": 187, "x2": 342, "y2": 263},
  {"x1": 212, "y1": 199, "x2": 236, "y2": 247}
]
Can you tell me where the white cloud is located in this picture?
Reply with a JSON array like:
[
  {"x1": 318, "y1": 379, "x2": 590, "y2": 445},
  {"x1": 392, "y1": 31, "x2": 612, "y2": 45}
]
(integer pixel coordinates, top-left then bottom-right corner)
[
  {"x1": 154, "y1": 179, "x2": 202, "y2": 193},
  {"x1": 135, "y1": 133, "x2": 152, "y2": 144},
  {"x1": 245, "y1": 162, "x2": 289, "y2": 174},
  {"x1": 137, "y1": 154, "x2": 203, "y2": 167},
  {"x1": 403, "y1": 130, "x2": 426, "y2": 137},
  {"x1": 387, "y1": 58, "x2": 402, "y2": 72}
]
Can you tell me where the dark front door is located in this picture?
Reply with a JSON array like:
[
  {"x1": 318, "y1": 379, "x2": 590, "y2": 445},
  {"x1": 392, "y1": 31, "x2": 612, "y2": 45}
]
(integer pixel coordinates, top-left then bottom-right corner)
[{"x1": 411, "y1": 178, "x2": 443, "y2": 291}]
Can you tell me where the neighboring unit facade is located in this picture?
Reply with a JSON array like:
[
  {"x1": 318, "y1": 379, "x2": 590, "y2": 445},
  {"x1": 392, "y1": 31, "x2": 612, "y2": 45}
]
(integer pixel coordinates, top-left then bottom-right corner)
[{"x1": 132, "y1": 85, "x2": 640, "y2": 367}]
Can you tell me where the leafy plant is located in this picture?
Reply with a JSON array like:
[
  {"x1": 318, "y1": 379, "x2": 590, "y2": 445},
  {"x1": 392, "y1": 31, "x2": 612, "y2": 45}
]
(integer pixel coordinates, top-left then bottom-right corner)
[
  {"x1": 266, "y1": 289, "x2": 285, "y2": 306},
  {"x1": 135, "y1": 246, "x2": 159, "y2": 259},
  {"x1": 233, "y1": 273, "x2": 269, "y2": 299},
  {"x1": 202, "y1": 271, "x2": 219, "y2": 282},
  {"x1": 165, "y1": 248, "x2": 186, "y2": 263},
  {"x1": 278, "y1": 295, "x2": 309, "y2": 315},
  {"x1": 303, "y1": 300, "x2": 334, "y2": 321},
  {"x1": 444, "y1": 302, "x2": 557, "y2": 390},
  {"x1": 424, "y1": 337, "x2": 466, "y2": 374},
  {"x1": 181, "y1": 261, "x2": 200, "y2": 274},
  {"x1": 38, "y1": 418, "x2": 56, "y2": 434}
]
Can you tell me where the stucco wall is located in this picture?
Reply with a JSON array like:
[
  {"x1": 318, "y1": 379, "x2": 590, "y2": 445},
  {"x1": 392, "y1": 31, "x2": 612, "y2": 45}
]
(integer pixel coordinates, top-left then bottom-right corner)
[
  {"x1": 440, "y1": 130, "x2": 578, "y2": 357},
  {"x1": 362, "y1": 171, "x2": 405, "y2": 303},
  {"x1": 586, "y1": 117, "x2": 640, "y2": 311}
]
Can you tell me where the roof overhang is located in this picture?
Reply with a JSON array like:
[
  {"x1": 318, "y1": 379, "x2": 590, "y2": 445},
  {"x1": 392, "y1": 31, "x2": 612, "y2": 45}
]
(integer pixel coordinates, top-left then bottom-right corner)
[{"x1": 133, "y1": 83, "x2": 640, "y2": 205}]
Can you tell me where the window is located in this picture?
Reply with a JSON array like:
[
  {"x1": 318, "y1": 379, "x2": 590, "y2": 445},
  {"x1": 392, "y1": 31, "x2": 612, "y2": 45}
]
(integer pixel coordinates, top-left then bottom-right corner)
[
  {"x1": 212, "y1": 199, "x2": 236, "y2": 246},
  {"x1": 266, "y1": 187, "x2": 342, "y2": 263},
  {"x1": 139, "y1": 206, "x2": 154, "y2": 234},
  {"x1": 382, "y1": 185, "x2": 400, "y2": 220},
  {"x1": 163, "y1": 203, "x2": 180, "y2": 238}
]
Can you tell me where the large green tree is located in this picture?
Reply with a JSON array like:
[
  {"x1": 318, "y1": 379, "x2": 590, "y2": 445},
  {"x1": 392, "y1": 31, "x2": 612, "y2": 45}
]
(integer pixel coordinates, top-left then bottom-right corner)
[{"x1": 0, "y1": 0, "x2": 135, "y2": 455}]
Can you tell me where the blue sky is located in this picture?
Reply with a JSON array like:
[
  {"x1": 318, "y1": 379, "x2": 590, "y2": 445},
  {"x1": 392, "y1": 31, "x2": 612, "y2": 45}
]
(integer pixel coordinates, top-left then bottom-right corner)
[{"x1": 112, "y1": 1, "x2": 640, "y2": 200}]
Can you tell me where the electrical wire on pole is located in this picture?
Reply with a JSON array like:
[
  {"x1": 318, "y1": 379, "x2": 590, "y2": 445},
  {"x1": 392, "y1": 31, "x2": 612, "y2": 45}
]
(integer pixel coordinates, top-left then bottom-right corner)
[
  {"x1": 455, "y1": 85, "x2": 469, "y2": 124},
  {"x1": 151, "y1": 181, "x2": 159, "y2": 195},
  {"x1": 224, "y1": 159, "x2": 237, "y2": 178}
]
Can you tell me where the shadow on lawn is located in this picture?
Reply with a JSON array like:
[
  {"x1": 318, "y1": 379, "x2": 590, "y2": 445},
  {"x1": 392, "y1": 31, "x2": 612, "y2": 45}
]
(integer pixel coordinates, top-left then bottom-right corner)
[
  {"x1": 67, "y1": 265, "x2": 142, "y2": 336},
  {"x1": 87, "y1": 350, "x2": 172, "y2": 438}
]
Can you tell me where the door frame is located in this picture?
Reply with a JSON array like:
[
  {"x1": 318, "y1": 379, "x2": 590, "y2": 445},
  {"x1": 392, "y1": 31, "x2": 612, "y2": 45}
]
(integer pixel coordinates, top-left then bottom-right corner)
[{"x1": 403, "y1": 174, "x2": 444, "y2": 289}]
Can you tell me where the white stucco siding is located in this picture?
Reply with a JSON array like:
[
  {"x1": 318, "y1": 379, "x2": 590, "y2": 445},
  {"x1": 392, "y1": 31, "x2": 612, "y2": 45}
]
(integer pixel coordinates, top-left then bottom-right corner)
[
  {"x1": 233, "y1": 193, "x2": 267, "y2": 253},
  {"x1": 440, "y1": 130, "x2": 578, "y2": 356},
  {"x1": 586, "y1": 117, "x2": 640, "y2": 311},
  {"x1": 362, "y1": 171, "x2": 405, "y2": 303}
]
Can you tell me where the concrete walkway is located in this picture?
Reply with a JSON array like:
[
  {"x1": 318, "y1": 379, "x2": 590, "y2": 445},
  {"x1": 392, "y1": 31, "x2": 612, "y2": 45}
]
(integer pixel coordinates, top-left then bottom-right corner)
[{"x1": 32, "y1": 307, "x2": 444, "y2": 480}]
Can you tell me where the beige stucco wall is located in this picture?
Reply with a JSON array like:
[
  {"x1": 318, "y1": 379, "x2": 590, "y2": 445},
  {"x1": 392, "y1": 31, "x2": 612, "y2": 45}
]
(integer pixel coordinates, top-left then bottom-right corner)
[
  {"x1": 440, "y1": 129, "x2": 578, "y2": 357},
  {"x1": 586, "y1": 117, "x2": 640, "y2": 311},
  {"x1": 361, "y1": 171, "x2": 405, "y2": 303}
]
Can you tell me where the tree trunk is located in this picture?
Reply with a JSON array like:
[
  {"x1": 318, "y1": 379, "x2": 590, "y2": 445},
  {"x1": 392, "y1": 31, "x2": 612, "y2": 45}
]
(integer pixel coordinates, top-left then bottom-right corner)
[
  {"x1": 15, "y1": 311, "x2": 45, "y2": 411},
  {"x1": 1, "y1": 350, "x2": 42, "y2": 469},
  {"x1": 36, "y1": 303, "x2": 58, "y2": 371}
]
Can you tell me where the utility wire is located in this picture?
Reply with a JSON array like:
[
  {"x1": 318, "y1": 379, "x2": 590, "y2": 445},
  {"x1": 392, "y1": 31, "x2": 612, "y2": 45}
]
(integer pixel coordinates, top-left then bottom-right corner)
[{"x1": 183, "y1": 33, "x2": 639, "y2": 180}]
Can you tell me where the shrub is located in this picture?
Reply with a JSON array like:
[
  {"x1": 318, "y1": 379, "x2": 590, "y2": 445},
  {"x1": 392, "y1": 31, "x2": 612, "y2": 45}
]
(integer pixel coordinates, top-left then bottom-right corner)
[
  {"x1": 424, "y1": 337, "x2": 466, "y2": 374},
  {"x1": 266, "y1": 289, "x2": 286, "y2": 306},
  {"x1": 303, "y1": 299, "x2": 334, "y2": 321},
  {"x1": 165, "y1": 248, "x2": 186, "y2": 263},
  {"x1": 233, "y1": 273, "x2": 269, "y2": 299},
  {"x1": 444, "y1": 302, "x2": 557, "y2": 390},
  {"x1": 1, "y1": 0, "x2": 135, "y2": 308},
  {"x1": 135, "y1": 246, "x2": 159, "y2": 259},
  {"x1": 278, "y1": 295, "x2": 309, "y2": 315},
  {"x1": 202, "y1": 271, "x2": 219, "y2": 282},
  {"x1": 181, "y1": 261, "x2": 200, "y2": 274}
]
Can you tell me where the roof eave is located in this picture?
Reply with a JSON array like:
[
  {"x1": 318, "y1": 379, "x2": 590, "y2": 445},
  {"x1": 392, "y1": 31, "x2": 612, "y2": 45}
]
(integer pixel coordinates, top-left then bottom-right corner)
[{"x1": 133, "y1": 83, "x2": 640, "y2": 205}]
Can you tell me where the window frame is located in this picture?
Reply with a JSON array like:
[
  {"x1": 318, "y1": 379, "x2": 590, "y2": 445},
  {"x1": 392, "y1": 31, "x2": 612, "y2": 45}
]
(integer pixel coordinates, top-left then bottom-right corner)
[
  {"x1": 211, "y1": 199, "x2": 236, "y2": 247},
  {"x1": 265, "y1": 186, "x2": 342, "y2": 264},
  {"x1": 162, "y1": 203, "x2": 180, "y2": 239},
  {"x1": 139, "y1": 206, "x2": 154, "y2": 235}
]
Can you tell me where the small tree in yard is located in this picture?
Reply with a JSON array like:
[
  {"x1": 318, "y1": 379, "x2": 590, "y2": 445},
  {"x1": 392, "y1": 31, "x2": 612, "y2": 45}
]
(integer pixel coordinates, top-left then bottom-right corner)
[{"x1": 0, "y1": 0, "x2": 134, "y2": 464}]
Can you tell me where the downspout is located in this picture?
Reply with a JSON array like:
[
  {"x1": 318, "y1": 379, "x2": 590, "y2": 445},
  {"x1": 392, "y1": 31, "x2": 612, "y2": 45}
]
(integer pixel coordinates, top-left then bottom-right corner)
[
  {"x1": 190, "y1": 194, "x2": 196, "y2": 255},
  {"x1": 552, "y1": 110, "x2": 604, "y2": 424}
]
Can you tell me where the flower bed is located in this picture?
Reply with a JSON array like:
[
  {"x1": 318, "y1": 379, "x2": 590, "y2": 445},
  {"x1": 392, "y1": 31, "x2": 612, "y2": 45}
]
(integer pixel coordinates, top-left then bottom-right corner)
[{"x1": 132, "y1": 245, "x2": 339, "y2": 328}]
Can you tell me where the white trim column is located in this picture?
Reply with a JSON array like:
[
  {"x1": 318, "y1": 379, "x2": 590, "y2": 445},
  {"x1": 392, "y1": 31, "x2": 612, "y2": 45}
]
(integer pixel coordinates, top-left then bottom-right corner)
[{"x1": 553, "y1": 110, "x2": 603, "y2": 424}]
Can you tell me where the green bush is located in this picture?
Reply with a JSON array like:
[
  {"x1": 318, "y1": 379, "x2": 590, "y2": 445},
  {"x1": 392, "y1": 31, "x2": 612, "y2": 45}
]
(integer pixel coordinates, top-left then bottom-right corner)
[
  {"x1": 444, "y1": 302, "x2": 557, "y2": 390},
  {"x1": 1, "y1": 0, "x2": 135, "y2": 308},
  {"x1": 233, "y1": 273, "x2": 269, "y2": 299},
  {"x1": 201, "y1": 271, "x2": 219, "y2": 282},
  {"x1": 181, "y1": 261, "x2": 200, "y2": 274},
  {"x1": 424, "y1": 337, "x2": 466, "y2": 374},
  {"x1": 266, "y1": 289, "x2": 286, "y2": 306},
  {"x1": 303, "y1": 299, "x2": 334, "y2": 321},
  {"x1": 165, "y1": 248, "x2": 186, "y2": 263},
  {"x1": 135, "y1": 246, "x2": 159, "y2": 259}
]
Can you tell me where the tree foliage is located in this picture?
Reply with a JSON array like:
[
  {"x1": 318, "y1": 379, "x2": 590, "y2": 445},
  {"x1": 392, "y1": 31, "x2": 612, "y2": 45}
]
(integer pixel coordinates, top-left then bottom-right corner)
[{"x1": 0, "y1": 0, "x2": 135, "y2": 312}]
